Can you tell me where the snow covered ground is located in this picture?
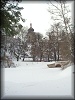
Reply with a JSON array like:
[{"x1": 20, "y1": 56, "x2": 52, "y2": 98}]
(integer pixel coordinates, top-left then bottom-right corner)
[{"x1": 1, "y1": 60, "x2": 74, "y2": 99}]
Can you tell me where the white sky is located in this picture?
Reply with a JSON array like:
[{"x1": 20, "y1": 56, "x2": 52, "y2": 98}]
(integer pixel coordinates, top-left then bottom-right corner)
[{"x1": 18, "y1": 1, "x2": 74, "y2": 36}]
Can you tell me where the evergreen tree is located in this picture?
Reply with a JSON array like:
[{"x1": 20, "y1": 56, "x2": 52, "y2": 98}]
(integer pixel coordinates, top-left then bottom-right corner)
[{"x1": 1, "y1": 0, "x2": 25, "y2": 36}]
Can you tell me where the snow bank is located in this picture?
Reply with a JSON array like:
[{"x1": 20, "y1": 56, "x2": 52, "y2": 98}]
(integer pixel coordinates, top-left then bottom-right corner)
[{"x1": 2, "y1": 62, "x2": 74, "y2": 99}]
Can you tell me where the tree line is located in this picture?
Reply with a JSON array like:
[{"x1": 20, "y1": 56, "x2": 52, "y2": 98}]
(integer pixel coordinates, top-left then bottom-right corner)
[{"x1": 1, "y1": 0, "x2": 74, "y2": 63}]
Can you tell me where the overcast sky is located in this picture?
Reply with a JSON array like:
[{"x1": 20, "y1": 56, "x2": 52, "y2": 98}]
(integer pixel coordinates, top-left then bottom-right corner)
[{"x1": 18, "y1": 1, "x2": 74, "y2": 36}]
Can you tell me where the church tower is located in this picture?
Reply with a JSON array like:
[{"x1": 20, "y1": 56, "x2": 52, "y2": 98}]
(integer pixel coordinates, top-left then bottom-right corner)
[
  {"x1": 27, "y1": 23, "x2": 35, "y2": 43},
  {"x1": 30, "y1": 23, "x2": 32, "y2": 28},
  {"x1": 28, "y1": 23, "x2": 34, "y2": 33}
]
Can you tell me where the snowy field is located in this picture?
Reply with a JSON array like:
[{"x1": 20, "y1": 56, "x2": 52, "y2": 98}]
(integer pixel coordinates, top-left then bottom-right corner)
[{"x1": 1, "y1": 60, "x2": 74, "y2": 99}]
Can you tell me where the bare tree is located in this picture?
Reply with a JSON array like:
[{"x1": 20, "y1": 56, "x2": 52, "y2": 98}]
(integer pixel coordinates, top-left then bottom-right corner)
[{"x1": 47, "y1": 0, "x2": 73, "y2": 61}]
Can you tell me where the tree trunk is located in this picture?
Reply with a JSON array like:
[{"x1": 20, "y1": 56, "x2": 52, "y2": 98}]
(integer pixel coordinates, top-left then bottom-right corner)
[
  {"x1": 33, "y1": 56, "x2": 35, "y2": 61},
  {"x1": 23, "y1": 54, "x2": 25, "y2": 61},
  {"x1": 57, "y1": 40, "x2": 59, "y2": 61},
  {"x1": 54, "y1": 48, "x2": 56, "y2": 61},
  {"x1": 17, "y1": 55, "x2": 19, "y2": 61},
  {"x1": 40, "y1": 53, "x2": 43, "y2": 62},
  {"x1": 57, "y1": 45, "x2": 59, "y2": 61},
  {"x1": 48, "y1": 55, "x2": 50, "y2": 62}
]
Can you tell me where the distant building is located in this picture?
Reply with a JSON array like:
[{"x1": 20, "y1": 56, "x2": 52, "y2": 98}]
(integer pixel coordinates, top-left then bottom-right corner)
[
  {"x1": 28, "y1": 23, "x2": 34, "y2": 33},
  {"x1": 27, "y1": 23, "x2": 36, "y2": 43}
]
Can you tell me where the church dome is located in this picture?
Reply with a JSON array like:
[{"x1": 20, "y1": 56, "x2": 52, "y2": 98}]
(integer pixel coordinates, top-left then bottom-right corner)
[
  {"x1": 28, "y1": 23, "x2": 34, "y2": 33},
  {"x1": 28, "y1": 27, "x2": 34, "y2": 33}
]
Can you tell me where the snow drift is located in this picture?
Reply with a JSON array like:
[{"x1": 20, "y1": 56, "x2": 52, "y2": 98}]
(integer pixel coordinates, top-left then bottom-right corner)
[{"x1": 1, "y1": 61, "x2": 74, "y2": 99}]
